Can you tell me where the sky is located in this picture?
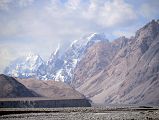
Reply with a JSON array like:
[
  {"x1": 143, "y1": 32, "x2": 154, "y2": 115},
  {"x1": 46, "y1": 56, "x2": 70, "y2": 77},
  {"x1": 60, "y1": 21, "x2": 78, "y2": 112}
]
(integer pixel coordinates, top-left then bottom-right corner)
[{"x1": 0, "y1": 0, "x2": 159, "y2": 73}]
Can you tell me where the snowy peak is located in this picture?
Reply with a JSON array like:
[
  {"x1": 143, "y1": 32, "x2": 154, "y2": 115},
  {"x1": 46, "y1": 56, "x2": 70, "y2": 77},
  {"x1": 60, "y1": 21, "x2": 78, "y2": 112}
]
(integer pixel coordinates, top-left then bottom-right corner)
[
  {"x1": 26, "y1": 52, "x2": 40, "y2": 62},
  {"x1": 69, "y1": 33, "x2": 109, "y2": 58},
  {"x1": 4, "y1": 52, "x2": 45, "y2": 78},
  {"x1": 24, "y1": 52, "x2": 43, "y2": 67},
  {"x1": 4, "y1": 33, "x2": 109, "y2": 82},
  {"x1": 53, "y1": 33, "x2": 109, "y2": 83},
  {"x1": 72, "y1": 33, "x2": 108, "y2": 48},
  {"x1": 48, "y1": 43, "x2": 61, "y2": 64},
  {"x1": 53, "y1": 43, "x2": 60, "y2": 56},
  {"x1": 87, "y1": 33, "x2": 108, "y2": 41},
  {"x1": 25, "y1": 52, "x2": 43, "y2": 67}
]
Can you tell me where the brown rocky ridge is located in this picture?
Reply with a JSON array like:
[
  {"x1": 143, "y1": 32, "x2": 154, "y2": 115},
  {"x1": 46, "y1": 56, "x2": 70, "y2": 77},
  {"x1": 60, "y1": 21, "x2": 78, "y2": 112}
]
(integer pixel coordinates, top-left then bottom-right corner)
[
  {"x1": 72, "y1": 20, "x2": 159, "y2": 105},
  {"x1": 0, "y1": 74, "x2": 39, "y2": 98}
]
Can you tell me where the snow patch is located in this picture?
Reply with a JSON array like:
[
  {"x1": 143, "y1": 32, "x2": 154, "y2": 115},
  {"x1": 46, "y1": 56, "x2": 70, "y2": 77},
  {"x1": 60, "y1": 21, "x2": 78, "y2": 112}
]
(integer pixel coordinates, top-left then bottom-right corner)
[
  {"x1": 54, "y1": 44, "x2": 60, "y2": 55},
  {"x1": 55, "y1": 69, "x2": 64, "y2": 82},
  {"x1": 87, "y1": 33, "x2": 97, "y2": 40},
  {"x1": 70, "y1": 40, "x2": 78, "y2": 47}
]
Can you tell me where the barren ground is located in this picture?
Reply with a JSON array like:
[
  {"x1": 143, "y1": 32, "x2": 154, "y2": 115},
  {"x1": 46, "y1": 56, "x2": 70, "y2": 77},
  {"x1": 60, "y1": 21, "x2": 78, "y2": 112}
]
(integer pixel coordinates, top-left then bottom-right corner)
[{"x1": 0, "y1": 106, "x2": 159, "y2": 120}]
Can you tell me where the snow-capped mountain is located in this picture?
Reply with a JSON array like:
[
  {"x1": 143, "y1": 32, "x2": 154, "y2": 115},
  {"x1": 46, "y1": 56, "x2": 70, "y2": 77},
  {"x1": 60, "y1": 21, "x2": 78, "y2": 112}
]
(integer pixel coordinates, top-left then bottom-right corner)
[
  {"x1": 4, "y1": 52, "x2": 45, "y2": 79},
  {"x1": 3, "y1": 20, "x2": 159, "y2": 105},
  {"x1": 44, "y1": 33, "x2": 108, "y2": 82},
  {"x1": 4, "y1": 33, "x2": 109, "y2": 82},
  {"x1": 42, "y1": 44, "x2": 64, "y2": 80}
]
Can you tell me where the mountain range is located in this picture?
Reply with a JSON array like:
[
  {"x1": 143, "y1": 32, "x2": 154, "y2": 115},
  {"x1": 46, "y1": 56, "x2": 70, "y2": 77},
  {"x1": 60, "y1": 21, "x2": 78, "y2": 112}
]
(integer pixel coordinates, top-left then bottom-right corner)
[
  {"x1": 4, "y1": 32, "x2": 108, "y2": 83},
  {"x1": 73, "y1": 20, "x2": 159, "y2": 105},
  {"x1": 3, "y1": 20, "x2": 159, "y2": 105}
]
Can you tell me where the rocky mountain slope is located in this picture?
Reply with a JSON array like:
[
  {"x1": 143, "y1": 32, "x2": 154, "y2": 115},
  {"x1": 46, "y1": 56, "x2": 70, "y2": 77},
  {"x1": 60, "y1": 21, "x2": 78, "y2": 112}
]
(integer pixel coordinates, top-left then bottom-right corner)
[
  {"x1": 0, "y1": 74, "x2": 39, "y2": 98},
  {"x1": 73, "y1": 20, "x2": 159, "y2": 105},
  {"x1": 16, "y1": 78, "x2": 85, "y2": 99},
  {"x1": 0, "y1": 74, "x2": 85, "y2": 99}
]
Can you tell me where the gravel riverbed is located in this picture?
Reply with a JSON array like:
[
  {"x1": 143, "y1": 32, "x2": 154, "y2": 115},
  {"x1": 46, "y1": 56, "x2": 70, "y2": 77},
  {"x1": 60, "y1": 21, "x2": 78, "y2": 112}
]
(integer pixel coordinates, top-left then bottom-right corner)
[{"x1": 0, "y1": 107, "x2": 159, "y2": 120}]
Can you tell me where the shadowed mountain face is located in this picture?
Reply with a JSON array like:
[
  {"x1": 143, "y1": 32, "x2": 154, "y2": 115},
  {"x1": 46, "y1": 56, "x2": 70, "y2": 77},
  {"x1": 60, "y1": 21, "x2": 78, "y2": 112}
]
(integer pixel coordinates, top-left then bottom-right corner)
[
  {"x1": 72, "y1": 20, "x2": 159, "y2": 105},
  {"x1": 0, "y1": 74, "x2": 39, "y2": 98}
]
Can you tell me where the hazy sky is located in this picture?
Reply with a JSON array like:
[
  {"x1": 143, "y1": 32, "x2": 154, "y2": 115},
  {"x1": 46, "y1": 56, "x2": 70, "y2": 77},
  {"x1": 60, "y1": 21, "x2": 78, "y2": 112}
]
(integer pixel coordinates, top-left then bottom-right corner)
[{"x1": 0, "y1": 0, "x2": 159, "y2": 73}]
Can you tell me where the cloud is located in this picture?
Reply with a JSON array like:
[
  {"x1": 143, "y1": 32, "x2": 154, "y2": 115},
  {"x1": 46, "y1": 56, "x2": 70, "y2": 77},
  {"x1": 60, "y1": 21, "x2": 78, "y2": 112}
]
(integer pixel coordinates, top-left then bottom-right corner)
[
  {"x1": 66, "y1": 0, "x2": 81, "y2": 9},
  {"x1": 0, "y1": 45, "x2": 18, "y2": 73},
  {"x1": 47, "y1": 0, "x2": 137, "y2": 28},
  {"x1": 140, "y1": 1, "x2": 159, "y2": 19},
  {"x1": 113, "y1": 30, "x2": 134, "y2": 38},
  {"x1": 0, "y1": 0, "x2": 34, "y2": 11},
  {"x1": 0, "y1": 0, "x2": 138, "y2": 40},
  {"x1": 0, "y1": 0, "x2": 11, "y2": 10},
  {"x1": 18, "y1": 0, "x2": 34, "y2": 7},
  {"x1": 83, "y1": 0, "x2": 137, "y2": 27},
  {"x1": 0, "y1": 0, "x2": 158, "y2": 73}
]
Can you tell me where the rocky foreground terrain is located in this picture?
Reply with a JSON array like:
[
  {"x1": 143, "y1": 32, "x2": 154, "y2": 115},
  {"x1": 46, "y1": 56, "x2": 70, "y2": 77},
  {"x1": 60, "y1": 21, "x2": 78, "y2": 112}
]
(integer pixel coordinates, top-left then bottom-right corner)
[{"x1": 0, "y1": 106, "x2": 159, "y2": 120}]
